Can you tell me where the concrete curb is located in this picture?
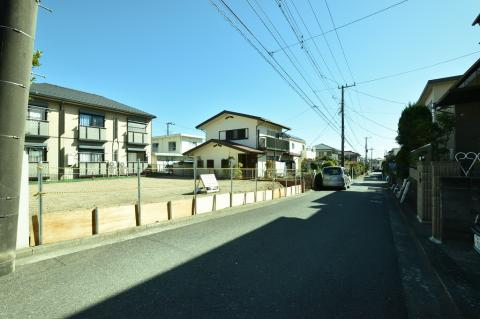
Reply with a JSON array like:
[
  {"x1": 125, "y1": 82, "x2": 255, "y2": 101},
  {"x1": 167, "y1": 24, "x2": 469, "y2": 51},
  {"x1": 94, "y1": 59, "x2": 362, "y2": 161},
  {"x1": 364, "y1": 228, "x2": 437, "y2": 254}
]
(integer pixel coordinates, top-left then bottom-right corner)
[{"x1": 15, "y1": 190, "x2": 312, "y2": 267}]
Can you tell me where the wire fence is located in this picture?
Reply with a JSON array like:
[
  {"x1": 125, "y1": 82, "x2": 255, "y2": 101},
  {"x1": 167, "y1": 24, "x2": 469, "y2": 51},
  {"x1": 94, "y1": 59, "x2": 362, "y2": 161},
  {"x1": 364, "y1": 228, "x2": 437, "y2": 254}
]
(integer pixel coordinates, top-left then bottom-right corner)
[{"x1": 30, "y1": 160, "x2": 313, "y2": 244}]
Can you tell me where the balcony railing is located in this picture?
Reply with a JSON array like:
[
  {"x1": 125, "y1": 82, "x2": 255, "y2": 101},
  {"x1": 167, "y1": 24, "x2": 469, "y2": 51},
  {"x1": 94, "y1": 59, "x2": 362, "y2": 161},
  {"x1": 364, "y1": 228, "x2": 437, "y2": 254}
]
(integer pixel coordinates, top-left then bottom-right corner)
[
  {"x1": 127, "y1": 161, "x2": 148, "y2": 174},
  {"x1": 79, "y1": 162, "x2": 107, "y2": 176},
  {"x1": 28, "y1": 162, "x2": 49, "y2": 179},
  {"x1": 259, "y1": 136, "x2": 290, "y2": 152},
  {"x1": 79, "y1": 125, "x2": 106, "y2": 141},
  {"x1": 127, "y1": 131, "x2": 148, "y2": 145},
  {"x1": 25, "y1": 119, "x2": 49, "y2": 137}
]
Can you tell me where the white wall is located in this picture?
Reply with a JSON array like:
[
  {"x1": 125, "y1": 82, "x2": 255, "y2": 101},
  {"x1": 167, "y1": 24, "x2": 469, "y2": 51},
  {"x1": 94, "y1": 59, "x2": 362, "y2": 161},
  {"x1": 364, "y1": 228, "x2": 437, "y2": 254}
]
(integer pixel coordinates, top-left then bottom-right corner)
[
  {"x1": 189, "y1": 142, "x2": 242, "y2": 168},
  {"x1": 202, "y1": 114, "x2": 259, "y2": 148}
]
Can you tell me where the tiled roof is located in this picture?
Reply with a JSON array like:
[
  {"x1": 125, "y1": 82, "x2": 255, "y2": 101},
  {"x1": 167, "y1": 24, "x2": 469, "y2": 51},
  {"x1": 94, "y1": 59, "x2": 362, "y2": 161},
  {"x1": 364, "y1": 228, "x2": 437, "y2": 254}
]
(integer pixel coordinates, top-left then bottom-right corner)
[
  {"x1": 30, "y1": 83, "x2": 156, "y2": 119},
  {"x1": 195, "y1": 110, "x2": 290, "y2": 130}
]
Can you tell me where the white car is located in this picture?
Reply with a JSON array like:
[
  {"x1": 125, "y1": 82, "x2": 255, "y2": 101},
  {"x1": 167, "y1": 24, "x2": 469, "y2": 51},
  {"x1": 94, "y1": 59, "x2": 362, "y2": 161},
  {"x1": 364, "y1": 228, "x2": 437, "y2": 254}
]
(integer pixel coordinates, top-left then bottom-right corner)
[{"x1": 322, "y1": 166, "x2": 351, "y2": 190}]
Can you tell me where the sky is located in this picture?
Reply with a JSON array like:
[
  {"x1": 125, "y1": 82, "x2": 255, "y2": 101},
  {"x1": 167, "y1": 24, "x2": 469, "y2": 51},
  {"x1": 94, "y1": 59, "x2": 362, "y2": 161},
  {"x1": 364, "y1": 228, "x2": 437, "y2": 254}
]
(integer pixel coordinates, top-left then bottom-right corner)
[{"x1": 34, "y1": 0, "x2": 479, "y2": 159}]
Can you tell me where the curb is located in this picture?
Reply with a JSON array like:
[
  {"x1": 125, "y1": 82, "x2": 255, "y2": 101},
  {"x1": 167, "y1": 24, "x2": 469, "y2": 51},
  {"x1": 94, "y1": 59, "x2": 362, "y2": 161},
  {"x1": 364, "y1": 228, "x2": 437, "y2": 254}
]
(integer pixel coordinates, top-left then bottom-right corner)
[{"x1": 15, "y1": 190, "x2": 313, "y2": 267}]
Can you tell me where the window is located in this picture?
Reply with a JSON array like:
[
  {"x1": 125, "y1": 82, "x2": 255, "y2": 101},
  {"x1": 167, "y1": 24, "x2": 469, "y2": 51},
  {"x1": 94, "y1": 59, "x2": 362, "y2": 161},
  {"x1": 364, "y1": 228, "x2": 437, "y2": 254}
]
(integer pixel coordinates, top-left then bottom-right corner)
[
  {"x1": 197, "y1": 160, "x2": 204, "y2": 168},
  {"x1": 127, "y1": 151, "x2": 147, "y2": 162},
  {"x1": 27, "y1": 105, "x2": 47, "y2": 121},
  {"x1": 79, "y1": 113, "x2": 104, "y2": 127},
  {"x1": 219, "y1": 128, "x2": 248, "y2": 141},
  {"x1": 79, "y1": 149, "x2": 104, "y2": 163},
  {"x1": 221, "y1": 159, "x2": 230, "y2": 168},
  {"x1": 168, "y1": 141, "x2": 176, "y2": 151},
  {"x1": 291, "y1": 143, "x2": 295, "y2": 149},
  {"x1": 207, "y1": 160, "x2": 214, "y2": 168},
  {"x1": 27, "y1": 148, "x2": 46, "y2": 163},
  {"x1": 267, "y1": 130, "x2": 277, "y2": 137},
  {"x1": 113, "y1": 150, "x2": 118, "y2": 162},
  {"x1": 128, "y1": 121, "x2": 147, "y2": 133}
]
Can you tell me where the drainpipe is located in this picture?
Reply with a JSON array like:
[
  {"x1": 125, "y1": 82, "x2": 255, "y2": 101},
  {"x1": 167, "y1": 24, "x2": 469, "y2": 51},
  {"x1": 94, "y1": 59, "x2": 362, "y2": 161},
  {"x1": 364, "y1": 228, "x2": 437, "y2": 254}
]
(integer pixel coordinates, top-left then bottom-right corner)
[{"x1": 0, "y1": 0, "x2": 39, "y2": 277}]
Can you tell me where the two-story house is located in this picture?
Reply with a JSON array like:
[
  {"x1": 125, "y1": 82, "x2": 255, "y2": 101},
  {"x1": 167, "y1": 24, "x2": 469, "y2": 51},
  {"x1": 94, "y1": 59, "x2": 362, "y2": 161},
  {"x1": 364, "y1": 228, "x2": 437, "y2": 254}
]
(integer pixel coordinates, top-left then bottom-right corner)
[
  {"x1": 284, "y1": 134, "x2": 306, "y2": 170},
  {"x1": 314, "y1": 143, "x2": 340, "y2": 161},
  {"x1": 151, "y1": 133, "x2": 204, "y2": 170},
  {"x1": 344, "y1": 150, "x2": 361, "y2": 162},
  {"x1": 183, "y1": 110, "x2": 290, "y2": 171},
  {"x1": 26, "y1": 83, "x2": 156, "y2": 180}
]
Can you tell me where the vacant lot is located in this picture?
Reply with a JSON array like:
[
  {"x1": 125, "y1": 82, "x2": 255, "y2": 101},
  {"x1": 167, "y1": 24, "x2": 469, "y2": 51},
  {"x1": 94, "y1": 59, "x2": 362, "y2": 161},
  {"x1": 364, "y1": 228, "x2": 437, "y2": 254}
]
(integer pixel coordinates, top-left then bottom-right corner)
[{"x1": 30, "y1": 176, "x2": 284, "y2": 214}]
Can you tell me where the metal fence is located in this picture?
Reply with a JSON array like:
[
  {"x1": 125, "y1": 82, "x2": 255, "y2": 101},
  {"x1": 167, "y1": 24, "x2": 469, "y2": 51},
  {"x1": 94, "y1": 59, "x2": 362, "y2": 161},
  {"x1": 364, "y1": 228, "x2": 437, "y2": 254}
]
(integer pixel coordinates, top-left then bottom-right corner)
[{"x1": 30, "y1": 160, "x2": 307, "y2": 244}]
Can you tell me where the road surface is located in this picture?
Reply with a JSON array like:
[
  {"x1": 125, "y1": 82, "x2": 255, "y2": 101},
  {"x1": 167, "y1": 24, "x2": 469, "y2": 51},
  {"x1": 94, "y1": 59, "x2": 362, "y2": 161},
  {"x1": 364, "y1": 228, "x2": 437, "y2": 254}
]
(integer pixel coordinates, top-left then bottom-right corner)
[{"x1": 2, "y1": 175, "x2": 411, "y2": 318}]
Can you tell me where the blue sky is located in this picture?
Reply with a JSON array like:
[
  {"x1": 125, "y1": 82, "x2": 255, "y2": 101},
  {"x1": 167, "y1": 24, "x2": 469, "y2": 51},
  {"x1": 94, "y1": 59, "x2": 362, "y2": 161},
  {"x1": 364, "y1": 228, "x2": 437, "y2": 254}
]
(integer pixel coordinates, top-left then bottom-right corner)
[{"x1": 34, "y1": 0, "x2": 479, "y2": 158}]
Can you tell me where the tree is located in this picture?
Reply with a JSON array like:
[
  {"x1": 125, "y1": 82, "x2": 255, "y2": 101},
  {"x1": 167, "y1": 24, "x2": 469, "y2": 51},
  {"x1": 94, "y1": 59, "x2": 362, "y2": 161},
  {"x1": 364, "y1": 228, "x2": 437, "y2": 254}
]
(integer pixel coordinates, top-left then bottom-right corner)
[
  {"x1": 31, "y1": 49, "x2": 42, "y2": 82},
  {"x1": 396, "y1": 104, "x2": 434, "y2": 177}
]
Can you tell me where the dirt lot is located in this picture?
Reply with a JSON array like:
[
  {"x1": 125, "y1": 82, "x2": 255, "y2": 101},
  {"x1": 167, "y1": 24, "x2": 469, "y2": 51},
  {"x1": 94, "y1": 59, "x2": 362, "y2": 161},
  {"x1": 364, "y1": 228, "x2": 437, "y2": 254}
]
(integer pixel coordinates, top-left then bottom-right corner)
[{"x1": 30, "y1": 176, "x2": 284, "y2": 214}]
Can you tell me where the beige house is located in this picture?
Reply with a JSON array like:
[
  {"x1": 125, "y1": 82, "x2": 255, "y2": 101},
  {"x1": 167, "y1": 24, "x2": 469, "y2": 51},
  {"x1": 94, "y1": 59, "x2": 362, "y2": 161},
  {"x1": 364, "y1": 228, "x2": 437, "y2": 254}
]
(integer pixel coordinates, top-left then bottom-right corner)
[
  {"x1": 184, "y1": 110, "x2": 292, "y2": 172},
  {"x1": 26, "y1": 83, "x2": 156, "y2": 179}
]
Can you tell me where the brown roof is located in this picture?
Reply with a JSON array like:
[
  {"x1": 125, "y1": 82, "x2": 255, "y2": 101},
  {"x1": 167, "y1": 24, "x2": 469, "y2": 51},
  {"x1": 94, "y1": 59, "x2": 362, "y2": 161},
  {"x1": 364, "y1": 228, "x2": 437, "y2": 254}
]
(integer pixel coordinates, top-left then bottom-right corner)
[
  {"x1": 437, "y1": 58, "x2": 480, "y2": 107},
  {"x1": 195, "y1": 110, "x2": 290, "y2": 130},
  {"x1": 183, "y1": 139, "x2": 264, "y2": 156}
]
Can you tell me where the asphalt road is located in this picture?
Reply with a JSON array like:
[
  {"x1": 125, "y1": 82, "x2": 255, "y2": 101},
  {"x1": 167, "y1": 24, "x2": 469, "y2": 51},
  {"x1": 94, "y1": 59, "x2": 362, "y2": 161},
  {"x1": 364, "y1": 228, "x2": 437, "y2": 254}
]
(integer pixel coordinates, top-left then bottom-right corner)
[{"x1": 1, "y1": 175, "x2": 409, "y2": 319}]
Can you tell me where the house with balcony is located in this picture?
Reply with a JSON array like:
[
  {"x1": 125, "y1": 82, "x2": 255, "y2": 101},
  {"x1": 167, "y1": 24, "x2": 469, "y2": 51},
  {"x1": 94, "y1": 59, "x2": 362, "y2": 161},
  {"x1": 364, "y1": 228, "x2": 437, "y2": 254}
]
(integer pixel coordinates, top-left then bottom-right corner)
[
  {"x1": 344, "y1": 151, "x2": 361, "y2": 162},
  {"x1": 314, "y1": 143, "x2": 340, "y2": 161},
  {"x1": 151, "y1": 133, "x2": 204, "y2": 171},
  {"x1": 26, "y1": 83, "x2": 156, "y2": 179},
  {"x1": 183, "y1": 110, "x2": 291, "y2": 172}
]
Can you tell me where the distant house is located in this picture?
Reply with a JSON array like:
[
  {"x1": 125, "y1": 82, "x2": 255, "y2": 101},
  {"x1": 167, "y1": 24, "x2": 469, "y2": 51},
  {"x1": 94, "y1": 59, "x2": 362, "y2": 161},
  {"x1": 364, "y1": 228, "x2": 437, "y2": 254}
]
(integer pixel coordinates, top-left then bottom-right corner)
[
  {"x1": 285, "y1": 134, "x2": 306, "y2": 169},
  {"x1": 184, "y1": 110, "x2": 302, "y2": 172},
  {"x1": 26, "y1": 83, "x2": 156, "y2": 179},
  {"x1": 314, "y1": 143, "x2": 340, "y2": 161},
  {"x1": 151, "y1": 133, "x2": 204, "y2": 170},
  {"x1": 344, "y1": 151, "x2": 361, "y2": 162}
]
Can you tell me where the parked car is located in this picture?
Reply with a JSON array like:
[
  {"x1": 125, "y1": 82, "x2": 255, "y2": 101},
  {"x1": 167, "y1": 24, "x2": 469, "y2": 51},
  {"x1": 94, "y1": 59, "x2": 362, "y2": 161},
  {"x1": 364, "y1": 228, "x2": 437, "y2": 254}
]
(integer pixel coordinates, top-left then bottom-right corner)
[{"x1": 322, "y1": 166, "x2": 350, "y2": 190}]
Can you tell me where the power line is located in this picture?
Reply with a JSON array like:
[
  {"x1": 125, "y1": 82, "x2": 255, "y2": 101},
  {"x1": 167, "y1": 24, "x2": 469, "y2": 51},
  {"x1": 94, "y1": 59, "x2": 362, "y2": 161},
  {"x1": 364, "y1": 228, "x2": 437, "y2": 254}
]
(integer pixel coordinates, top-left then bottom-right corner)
[
  {"x1": 358, "y1": 50, "x2": 480, "y2": 84},
  {"x1": 209, "y1": 0, "x2": 340, "y2": 135},
  {"x1": 354, "y1": 89, "x2": 407, "y2": 105},
  {"x1": 271, "y1": 0, "x2": 408, "y2": 54}
]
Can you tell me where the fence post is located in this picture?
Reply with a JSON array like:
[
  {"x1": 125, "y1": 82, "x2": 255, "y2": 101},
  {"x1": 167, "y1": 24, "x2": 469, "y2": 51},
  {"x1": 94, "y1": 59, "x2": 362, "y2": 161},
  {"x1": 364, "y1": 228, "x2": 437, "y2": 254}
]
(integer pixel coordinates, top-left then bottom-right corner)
[
  {"x1": 37, "y1": 161, "x2": 43, "y2": 245},
  {"x1": 136, "y1": 158, "x2": 142, "y2": 226},
  {"x1": 294, "y1": 168, "x2": 297, "y2": 195},
  {"x1": 230, "y1": 161, "x2": 233, "y2": 207},
  {"x1": 193, "y1": 157, "x2": 197, "y2": 215},
  {"x1": 254, "y1": 164, "x2": 258, "y2": 202}
]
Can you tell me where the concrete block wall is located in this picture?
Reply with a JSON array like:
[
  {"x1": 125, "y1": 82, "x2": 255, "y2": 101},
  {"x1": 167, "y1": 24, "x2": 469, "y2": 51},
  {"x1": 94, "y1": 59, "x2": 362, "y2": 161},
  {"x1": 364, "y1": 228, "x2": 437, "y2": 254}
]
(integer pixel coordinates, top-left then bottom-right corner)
[
  {"x1": 431, "y1": 161, "x2": 460, "y2": 242},
  {"x1": 417, "y1": 162, "x2": 433, "y2": 222}
]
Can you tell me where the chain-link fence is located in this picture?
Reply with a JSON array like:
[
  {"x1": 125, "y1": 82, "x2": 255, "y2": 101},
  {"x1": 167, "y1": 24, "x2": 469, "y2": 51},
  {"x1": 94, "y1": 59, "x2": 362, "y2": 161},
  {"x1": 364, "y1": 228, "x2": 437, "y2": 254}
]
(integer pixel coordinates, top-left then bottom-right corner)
[{"x1": 30, "y1": 160, "x2": 307, "y2": 245}]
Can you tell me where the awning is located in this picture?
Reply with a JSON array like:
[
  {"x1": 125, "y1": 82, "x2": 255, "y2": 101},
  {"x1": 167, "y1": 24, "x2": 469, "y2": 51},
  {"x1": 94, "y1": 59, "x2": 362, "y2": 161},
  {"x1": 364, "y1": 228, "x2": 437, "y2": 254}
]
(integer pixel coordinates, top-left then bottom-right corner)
[
  {"x1": 127, "y1": 147, "x2": 146, "y2": 152},
  {"x1": 24, "y1": 142, "x2": 47, "y2": 148},
  {"x1": 78, "y1": 145, "x2": 104, "y2": 150}
]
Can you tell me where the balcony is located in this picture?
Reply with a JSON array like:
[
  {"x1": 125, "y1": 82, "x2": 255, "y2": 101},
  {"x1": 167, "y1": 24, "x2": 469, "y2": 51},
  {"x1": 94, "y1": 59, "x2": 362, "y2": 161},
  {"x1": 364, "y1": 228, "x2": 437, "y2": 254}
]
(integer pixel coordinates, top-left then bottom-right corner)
[
  {"x1": 127, "y1": 131, "x2": 148, "y2": 145},
  {"x1": 259, "y1": 136, "x2": 289, "y2": 152},
  {"x1": 127, "y1": 161, "x2": 149, "y2": 174},
  {"x1": 79, "y1": 162, "x2": 107, "y2": 177},
  {"x1": 25, "y1": 119, "x2": 49, "y2": 137},
  {"x1": 79, "y1": 125, "x2": 106, "y2": 142}
]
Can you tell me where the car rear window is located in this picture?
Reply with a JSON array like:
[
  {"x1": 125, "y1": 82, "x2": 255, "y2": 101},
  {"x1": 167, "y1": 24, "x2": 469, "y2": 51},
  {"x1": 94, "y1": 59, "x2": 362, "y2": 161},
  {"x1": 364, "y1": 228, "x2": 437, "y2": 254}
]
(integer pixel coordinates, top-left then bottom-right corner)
[{"x1": 323, "y1": 167, "x2": 342, "y2": 175}]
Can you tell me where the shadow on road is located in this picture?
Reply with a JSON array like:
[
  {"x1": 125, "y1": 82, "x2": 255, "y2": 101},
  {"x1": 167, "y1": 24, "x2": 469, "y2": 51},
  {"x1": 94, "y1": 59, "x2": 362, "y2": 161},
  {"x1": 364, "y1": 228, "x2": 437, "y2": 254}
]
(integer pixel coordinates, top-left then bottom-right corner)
[{"x1": 69, "y1": 186, "x2": 406, "y2": 319}]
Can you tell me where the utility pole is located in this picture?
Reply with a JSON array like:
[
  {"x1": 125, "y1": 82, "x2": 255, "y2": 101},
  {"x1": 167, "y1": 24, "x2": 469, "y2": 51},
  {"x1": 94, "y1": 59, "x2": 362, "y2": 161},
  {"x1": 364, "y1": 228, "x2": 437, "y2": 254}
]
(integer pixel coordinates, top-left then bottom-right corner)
[
  {"x1": 364, "y1": 137, "x2": 370, "y2": 171},
  {"x1": 338, "y1": 83, "x2": 355, "y2": 167},
  {"x1": 369, "y1": 148, "x2": 374, "y2": 169},
  {"x1": 0, "y1": 0, "x2": 39, "y2": 277},
  {"x1": 166, "y1": 122, "x2": 175, "y2": 136}
]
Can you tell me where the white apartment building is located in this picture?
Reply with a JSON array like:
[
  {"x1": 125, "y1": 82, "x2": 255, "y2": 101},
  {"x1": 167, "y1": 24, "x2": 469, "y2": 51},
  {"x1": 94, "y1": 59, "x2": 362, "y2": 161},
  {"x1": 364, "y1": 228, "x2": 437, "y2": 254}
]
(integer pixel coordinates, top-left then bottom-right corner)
[
  {"x1": 26, "y1": 83, "x2": 156, "y2": 179},
  {"x1": 152, "y1": 133, "x2": 204, "y2": 170}
]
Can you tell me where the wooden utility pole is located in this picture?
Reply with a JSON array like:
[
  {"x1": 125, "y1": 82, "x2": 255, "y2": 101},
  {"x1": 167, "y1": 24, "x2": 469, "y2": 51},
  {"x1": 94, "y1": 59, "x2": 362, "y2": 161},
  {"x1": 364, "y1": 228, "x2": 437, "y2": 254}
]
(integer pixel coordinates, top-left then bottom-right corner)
[
  {"x1": 338, "y1": 83, "x2": 355, "y2": 167},
  {"x1": 0, "y1": 0, "x2": 39, "y2": 276}
]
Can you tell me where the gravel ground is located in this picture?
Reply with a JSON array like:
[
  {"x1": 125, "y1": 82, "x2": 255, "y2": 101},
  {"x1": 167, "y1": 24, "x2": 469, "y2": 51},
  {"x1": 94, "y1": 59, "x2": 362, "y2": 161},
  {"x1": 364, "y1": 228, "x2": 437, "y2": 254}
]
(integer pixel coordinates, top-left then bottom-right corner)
[{"x1": 29, "y1": 176, "x2": 284, "y2": 214}]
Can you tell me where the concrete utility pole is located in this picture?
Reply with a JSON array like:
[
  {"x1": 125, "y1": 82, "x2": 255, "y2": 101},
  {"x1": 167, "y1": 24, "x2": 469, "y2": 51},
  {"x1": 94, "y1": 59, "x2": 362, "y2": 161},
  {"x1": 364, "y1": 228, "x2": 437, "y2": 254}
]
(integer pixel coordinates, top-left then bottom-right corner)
[
  {"x1": 364, "y1": 137, "x2": 370, "y2": 169},
  {"x1": 338, "y1": 83, "x2": 355, "y2": 167},
  {"x1": 166, "y1": 122, "x2": 175, "y2": 136},
  {"x1": 0, "y1": 0, "x2": 39, "y2": 276}
]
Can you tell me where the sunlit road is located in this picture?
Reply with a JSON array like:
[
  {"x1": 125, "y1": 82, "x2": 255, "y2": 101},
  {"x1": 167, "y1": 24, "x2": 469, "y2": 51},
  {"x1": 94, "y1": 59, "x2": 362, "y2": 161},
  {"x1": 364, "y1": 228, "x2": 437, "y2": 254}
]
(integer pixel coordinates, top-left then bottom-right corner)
[{"x1": 1, "y1": 175, "x2": 409, "y2": 318}]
